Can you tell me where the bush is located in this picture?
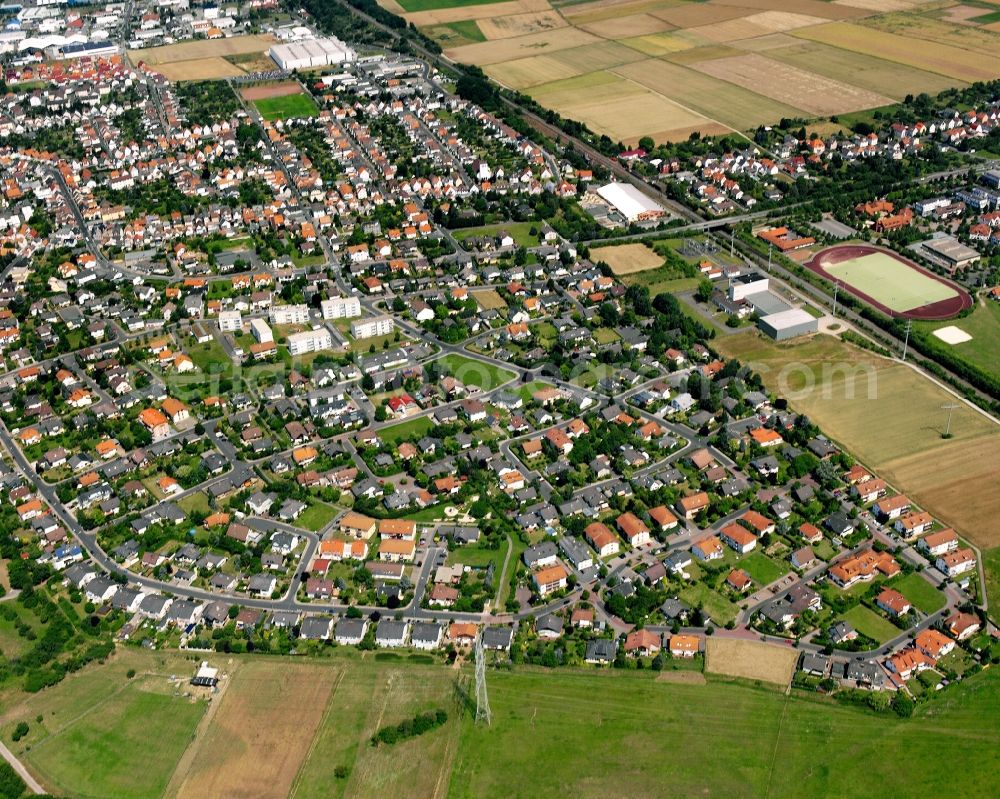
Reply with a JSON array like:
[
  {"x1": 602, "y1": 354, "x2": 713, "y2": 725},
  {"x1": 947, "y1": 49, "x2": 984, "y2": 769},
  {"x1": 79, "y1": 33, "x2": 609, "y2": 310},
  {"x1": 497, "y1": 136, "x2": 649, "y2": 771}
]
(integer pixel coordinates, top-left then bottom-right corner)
[
  {"x1": 126, "y1": 669, "x2": 136, "y2": 680},
  {"x1": 371, "y1": 709, "x2": 448, "y2": 747},
  {"x1": 11, "y1": 721, "x2": 29, "y2": 742},
  {"x1": 0, "y1": 762, "x2": 26, "y2": 799},
  {"x1": 334, "y1": 765, "x2": 349, "y2": 779}
]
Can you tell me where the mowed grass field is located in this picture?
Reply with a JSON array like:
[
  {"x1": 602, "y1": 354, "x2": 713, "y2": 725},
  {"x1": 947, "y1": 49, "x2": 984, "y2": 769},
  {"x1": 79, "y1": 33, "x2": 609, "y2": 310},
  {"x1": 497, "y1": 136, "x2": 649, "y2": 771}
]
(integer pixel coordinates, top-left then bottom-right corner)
[
  {"x1": 838, "y1": 604, "x2": 900, "y2": 645},
  {"x1": 916, "y1": 297, "x2": 1000, "y2": 383},
  {"x1": 405, "y1": 0, "x2": 1000, "y2": 142},
  {"x1": 253, "y1": 92, "x2": 320, "y2": 121},
  {"x1": 714, "y1": 332, "x2": 1000, "y2": 550},
  {"x1": 435, "y1": 352, "x2": 516, "y2": 390},
  {"x1": 7, "y1": 648, "x2": 1000, "y2": 798},
  {"x1": 449, "y1": 665, "x2": 1000, "y2": 798},
  {"x1": 825, "y1": 252, "x2": 958, "y2": 313}
]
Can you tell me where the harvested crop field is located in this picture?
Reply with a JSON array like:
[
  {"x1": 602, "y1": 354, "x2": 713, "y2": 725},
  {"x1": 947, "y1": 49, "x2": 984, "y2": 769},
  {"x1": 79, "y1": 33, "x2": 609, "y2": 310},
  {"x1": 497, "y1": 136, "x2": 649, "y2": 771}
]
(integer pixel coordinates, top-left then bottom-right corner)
[
  {"x1": 477, "y1": 10, "x2": 566, "y2": 39},
  {"x1": 414, "y1": 0, "x2": 1000, "y2": 141},
  {"x1": 487, "y1": 40, "x2": 646, "y2": 88},
  {"x1": 405, "y1": 0, "x2": 548, "y2": 25},
  {"x1": 612, "y1": 58, "x2": 808, "y2": 130},
  {"x1": 150, "y1": 58, "x2": 243, "y2": 81},
  {"x1": 240, "y1": 81, "x2": 303, "y2": 100},
  {"x1": 881, "y1": 435, "x2": 1000, "y2": 550},
  {"x1": 445, "y1": 25, "x2": 601, "y2": 64},
  {"x1": 173, "y1": 661, "x2": 334, "y2": 799},
  {"x1": 705, "y1": 637, "x2": 798, "y2": 687},
  {"x1": 592, "y1": 242, "x2": 663, "y2": 274},
  {"x1": 692, "y1": 53, "x2": 892, "y2": 116},
  {"x1": 792, "y1": 22, "x2": 1000, "y2": 82},
  {"x1": 528, "y1": 71, "x2": 716, "y2": 143},
  {"x1": 578, "y1": 13, "x2": 674, "y2": 39},
  {"x1": 766, "y1": 40, "x2": 967, "y2": 97},
  {"x1": 129, "y1": 34, "x2": 275, "y2": 66}
]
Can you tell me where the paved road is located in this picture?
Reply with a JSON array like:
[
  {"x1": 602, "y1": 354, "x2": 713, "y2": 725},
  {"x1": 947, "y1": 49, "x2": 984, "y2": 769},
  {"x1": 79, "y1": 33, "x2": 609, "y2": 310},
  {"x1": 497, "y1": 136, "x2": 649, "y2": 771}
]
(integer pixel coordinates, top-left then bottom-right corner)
[{"x1": 0, "y1": 741, "x2": 44, "y2": 795}]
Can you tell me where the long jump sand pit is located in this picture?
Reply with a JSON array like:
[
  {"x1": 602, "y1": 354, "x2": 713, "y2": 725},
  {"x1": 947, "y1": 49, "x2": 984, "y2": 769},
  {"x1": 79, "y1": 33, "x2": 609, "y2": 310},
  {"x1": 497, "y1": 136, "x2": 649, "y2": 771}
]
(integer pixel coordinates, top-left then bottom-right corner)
[
  {"x1": 173, "y1": 660, "x2": 335, "y2": 799},
  {"x1": 933, "y1": 325, "x2": 973, "y2": 345},
  {"x1": 592, "y1": 243, "x2": 664, "y2": 274},
  {"x1": 705, "y1": 637, "x2": 798, "y2": 687}
]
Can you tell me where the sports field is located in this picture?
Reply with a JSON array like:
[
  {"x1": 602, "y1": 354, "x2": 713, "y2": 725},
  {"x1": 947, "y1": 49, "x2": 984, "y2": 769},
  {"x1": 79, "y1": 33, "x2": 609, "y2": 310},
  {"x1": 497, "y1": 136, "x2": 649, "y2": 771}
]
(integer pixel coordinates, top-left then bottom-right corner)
[
  {"x1": 393, "y1": 0, "x2": 1000, "y2": 143},
  {"x1": 826, "y1": 252, "x2": 957, "y2": 312},
  {"x1": 714, "y1": 332, "x2": 1000, "y2": 550},
  {"x1": 807, "y1": 245, "x2": 970, "y2": 319},
  {"x1": 9, "y1": 648, "x2": 1000, "y2": 798},
  {"x1": 253, "y1": 92, "x2": 320, "y2": 121}
]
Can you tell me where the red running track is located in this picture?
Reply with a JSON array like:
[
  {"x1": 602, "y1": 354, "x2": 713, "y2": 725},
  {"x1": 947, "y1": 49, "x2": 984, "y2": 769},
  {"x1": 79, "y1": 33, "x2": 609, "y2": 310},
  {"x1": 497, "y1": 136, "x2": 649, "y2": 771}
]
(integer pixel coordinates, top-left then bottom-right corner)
[{"x1": 804, "y1": 244, "x2": 972, "y2": 321}]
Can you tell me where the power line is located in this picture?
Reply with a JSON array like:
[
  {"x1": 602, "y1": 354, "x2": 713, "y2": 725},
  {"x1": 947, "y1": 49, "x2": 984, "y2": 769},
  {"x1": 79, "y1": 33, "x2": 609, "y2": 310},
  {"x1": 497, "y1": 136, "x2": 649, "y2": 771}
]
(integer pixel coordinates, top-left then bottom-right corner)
[
  {"x1": 941, "y1": 402, "x2": 960, "y2": 437},
  {"x1": 475, "y1": 632, "x2": 491, "y2": 726}
]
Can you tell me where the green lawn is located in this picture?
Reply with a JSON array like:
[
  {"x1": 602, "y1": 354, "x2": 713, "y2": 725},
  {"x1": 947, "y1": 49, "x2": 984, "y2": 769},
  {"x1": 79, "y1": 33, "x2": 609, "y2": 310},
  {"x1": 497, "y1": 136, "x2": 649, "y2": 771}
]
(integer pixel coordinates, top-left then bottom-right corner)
[
  {"x1": 446, "y1": 541, "x2": 504, "y2": 571},
  {"x1": 517, "y1": 379, "x2": 554, "y2": 403},
  {"x1": 402, "y1": 504, "x2": 455, "y2": 522},
  {"x1": 443, "y1": 19, "x2": 486, "y2": 42},
  {"x1": 984, "y1": 547, "x2": 1000, "y2": 625},
  {"x1": 916, "y1": 298, "x2": 1000, "y2": 383},
  {"x1": 8, "y1": 648, "x2": 1000, "y2": 798},
  {"x1": 678, "y1": 582, "x2": 739, "y2": 625},
  {"x1": 838, "y1": 604, "x2": 900, "y2": 645},
  {"x1": 380, "y1": 415, "x2": 434, "y2": 445},
  {"x1": 177, "y1": 491, "x2": 210, "y2": 516},
  {"x1": 435, "y1": 353, "x2": 515, "y2": 391},
  {"x1": 892, "y1": 572, "x2": 947, "y2": 614},
  {"x1": 24, "y1": 682, "x2": 205, "y2": 799},
  {"x1": 449, "y1": 667, "x2": 1000, "y2": 798},
  {"x1": 452, "y1": 221, "x2": 540, "y2": 249},
  {"x1": 253, "y1": 92, "x2": 319, "y2": 121},
  {"x1": 593, "y1": 327, "x2": 620, "y2": 345},
  {"x1": 737, "y1": 551, "x2": 786, "y2": 586},
  {"x1": 297, "y1": 501, "x2": 338, "y2": 532}
]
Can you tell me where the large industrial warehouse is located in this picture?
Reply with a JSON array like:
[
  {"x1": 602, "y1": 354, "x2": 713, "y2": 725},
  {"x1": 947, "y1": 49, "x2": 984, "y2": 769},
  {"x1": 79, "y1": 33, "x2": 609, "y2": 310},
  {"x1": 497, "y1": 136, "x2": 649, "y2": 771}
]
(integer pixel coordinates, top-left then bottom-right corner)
[
  {"x1": 269, "y1": 37, "x2": 355, "y2": 70},
  {"x1": 595, "y1": 182, "x2": 667, "y2": 223},
  {"x1": 758, "y1": 308, "x2": 819, "y2": 341}
]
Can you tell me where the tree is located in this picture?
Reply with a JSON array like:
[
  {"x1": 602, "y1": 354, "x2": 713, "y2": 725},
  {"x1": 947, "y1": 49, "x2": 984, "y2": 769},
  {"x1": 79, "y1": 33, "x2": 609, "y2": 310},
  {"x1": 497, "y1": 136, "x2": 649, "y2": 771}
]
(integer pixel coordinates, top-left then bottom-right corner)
[{"x1": 695, "y1": 280, "x2": 714, "y2": 303}]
